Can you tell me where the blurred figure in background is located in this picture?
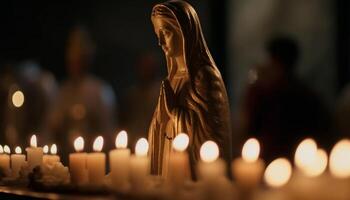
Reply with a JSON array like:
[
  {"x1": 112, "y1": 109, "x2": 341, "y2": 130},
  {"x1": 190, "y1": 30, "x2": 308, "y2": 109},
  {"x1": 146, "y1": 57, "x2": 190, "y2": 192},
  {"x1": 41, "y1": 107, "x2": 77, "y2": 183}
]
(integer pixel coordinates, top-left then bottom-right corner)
[
  {"x1": 235, "y1": 36, "x2": 330, "y2": 162},
  {"x1": 0, "y1": 61, "x2": 56, "y2": 147},
  {"x1": 46, "y1": 26, "x2": 117, "y2": 163},
  {"x1": 119, "y1": 53, "x2": 161, "y2": 148}
]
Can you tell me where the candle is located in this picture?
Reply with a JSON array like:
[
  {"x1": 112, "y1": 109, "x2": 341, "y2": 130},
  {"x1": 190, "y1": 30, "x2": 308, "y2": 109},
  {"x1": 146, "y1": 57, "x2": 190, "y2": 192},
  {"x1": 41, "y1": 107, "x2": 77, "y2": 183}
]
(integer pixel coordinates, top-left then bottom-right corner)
[
  {"x1": 129, "y1": 138, "x2": 149, "y2": 190},
  {"x1": 109, "y1": 130, "x2": 130, "y2": 190},
  {"x1": 168, "y1": 133, "x2": 190, "y2": 188},
  {"x1": 69, "y1": 136, "x2": 88, "y2": 185},
  {"x1": 87, "y1": 136, "x2": 106, "y2": 185},
  {"x1": 26, "y1": 135, "x2": 43, "y2": 170},
  {"x1": 0, "y1": 145, "x2": 10, "y2": 176},
  {"x1": 43, "y1": 144, "x2": 60, "y2": 166},
  {"x1": 289, "y1": 138, "x2": 329, "y2": 200},
  {"x1": 197, "y1": 140, "x2": 226, "y2": 180},
  {"x1": 232, "y1": 138, "x2": 265, "y2": 189},
  {"x1": 11, "y1": 146, "x2": 26, "y2": 178}
]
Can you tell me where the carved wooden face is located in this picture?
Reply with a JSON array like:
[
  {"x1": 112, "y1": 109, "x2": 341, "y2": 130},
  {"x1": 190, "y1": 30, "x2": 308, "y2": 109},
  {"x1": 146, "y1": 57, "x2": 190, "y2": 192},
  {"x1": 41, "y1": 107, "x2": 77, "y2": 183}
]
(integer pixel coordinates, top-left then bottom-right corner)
[{"x1": 152, "y1": 17, "x2": 183, "y2": 58}]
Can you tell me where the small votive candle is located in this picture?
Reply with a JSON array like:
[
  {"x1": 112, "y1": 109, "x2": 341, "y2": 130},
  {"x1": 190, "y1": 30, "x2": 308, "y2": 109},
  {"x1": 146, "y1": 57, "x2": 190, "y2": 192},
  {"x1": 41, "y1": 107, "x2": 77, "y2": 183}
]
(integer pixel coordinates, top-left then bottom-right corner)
[
  {"x1": 232, "y1": 138, "x2": 265, "y2": 189},
  {"x1": 0, "y1": 145, "x2": 11, "y2": 175},
  {"x1": 109, "y1": 130, "x2": 130, "y2": 190},
  {"x1": 11, "y1": 146, "x2": 26, "y2": 178},
  {"x1": 69, "y1": 137, "x2": 88, "y2": 185},
  {"x1": 168, "y1": 133, "x2": 190, "y2": 188},
  {"x1": 129, "y1": 138, "x2": 149, "y2": 190},
  {"x1": 26, "y1": 135, "x2": 43, "y2": 170},
  {"x1": 43, "y1": 144, "x2": 60, "y2": 165},
  {"x1": 87, "y1": 136, "x2": 106, "y2": 185},
  {"x1": 197, "y1": 141, "x2": 226, "y2": 180}
]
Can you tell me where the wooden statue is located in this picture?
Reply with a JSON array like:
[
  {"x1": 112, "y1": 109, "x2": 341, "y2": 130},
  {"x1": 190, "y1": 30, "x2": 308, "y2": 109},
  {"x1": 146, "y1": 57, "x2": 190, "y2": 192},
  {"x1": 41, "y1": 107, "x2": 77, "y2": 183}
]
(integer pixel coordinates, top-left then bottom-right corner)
[{"x1": 148, "y1": 0, "x2": 232, "y2": 178}]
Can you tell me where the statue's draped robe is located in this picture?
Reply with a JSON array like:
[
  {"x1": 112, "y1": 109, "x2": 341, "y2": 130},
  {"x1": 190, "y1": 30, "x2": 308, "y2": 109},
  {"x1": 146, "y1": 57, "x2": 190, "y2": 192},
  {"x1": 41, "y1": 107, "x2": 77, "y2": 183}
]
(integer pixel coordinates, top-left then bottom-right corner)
[{"x1": 148, "y1": 65, "x2": 231, "y2": 177}]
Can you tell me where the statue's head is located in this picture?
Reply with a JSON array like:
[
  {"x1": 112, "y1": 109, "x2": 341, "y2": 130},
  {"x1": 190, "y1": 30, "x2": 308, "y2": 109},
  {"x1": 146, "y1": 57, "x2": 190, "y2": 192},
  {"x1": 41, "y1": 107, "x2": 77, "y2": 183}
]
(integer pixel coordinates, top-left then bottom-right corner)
[
  {"x1": 151, "y1": 5, "x2": 183, "y2": 58},
  {"x1": 151, "y1": 0, "x2": 216, "y2": 77}
]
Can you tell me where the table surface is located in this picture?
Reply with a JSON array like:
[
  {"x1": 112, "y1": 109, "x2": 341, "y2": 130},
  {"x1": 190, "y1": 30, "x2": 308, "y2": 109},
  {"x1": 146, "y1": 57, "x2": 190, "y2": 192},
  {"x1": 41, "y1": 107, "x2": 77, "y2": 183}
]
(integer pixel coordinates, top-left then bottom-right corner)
[{"x1": 0, "y1": 186, "x2": 115, "y2": 200}]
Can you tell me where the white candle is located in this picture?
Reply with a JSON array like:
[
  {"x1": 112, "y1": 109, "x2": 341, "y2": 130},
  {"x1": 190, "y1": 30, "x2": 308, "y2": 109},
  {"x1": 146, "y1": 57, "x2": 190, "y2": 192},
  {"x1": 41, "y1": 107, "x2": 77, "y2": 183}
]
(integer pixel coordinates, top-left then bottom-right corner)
[
  {"x1": 69, "y1": 136, "x2": 88, "y2": 185},
  {"x1": 0, "y1": 145, "x2": 10, "y2": 176},
  {"x1": 26, "y1": 135, "x2": 43, "y2": 170},
  {"x1": 197, "y1": 141, "x2": 226, "y2": 180},
  {"x1": 43, "y1": 144, "x2": 60, "y2": 165},
  {"x1": 129, "y1": 138, "x2": 149, "y2": 190},
  {"x1": 87, "y1": 136, "x2": 106, "y2": 185},
  {"x1": 11, "y1": 146, "x2": 26, "y2": 178},
  {"x1": 109, "y1": 130, "x2": 130, "y2": 190},
  {"x1": 232, "y1": 138, "x2": 265, "y2": 189},
  {"x1": 168, "y1": 133, "x2": 190, "y2": 187}
]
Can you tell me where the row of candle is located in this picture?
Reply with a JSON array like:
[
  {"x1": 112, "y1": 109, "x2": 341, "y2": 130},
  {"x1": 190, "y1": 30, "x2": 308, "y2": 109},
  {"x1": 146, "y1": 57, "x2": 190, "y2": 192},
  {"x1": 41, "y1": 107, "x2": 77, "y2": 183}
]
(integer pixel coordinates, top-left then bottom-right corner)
[{"x1": 0, "y1": 132, "x2": 350, "y2": 196}]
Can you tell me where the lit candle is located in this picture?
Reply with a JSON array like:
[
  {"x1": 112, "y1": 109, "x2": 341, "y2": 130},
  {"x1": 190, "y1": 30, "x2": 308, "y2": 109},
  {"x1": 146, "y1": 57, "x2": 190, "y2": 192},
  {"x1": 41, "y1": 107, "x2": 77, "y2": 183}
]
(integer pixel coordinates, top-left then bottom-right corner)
[
  {"x1": 253, "y1": 158, "x2": 292, "y2": 200},
  {"x1": 168, "y1": 133, "x2": 190, "y2": 188},
  {"x1": 0, "y1": 145, "x2": 10, "y2": 176},
  {"x1": 197, "y1": 140, "x2": 226, "y2": 180},
  {"x1": 87, "y1": 136, "x2": 106, "y2": 185},
  {"x1": 232, "y1": 138, "x2": 265, "y2": 189},
  {"x1": 69, "y1": 136, "x2": 88, "y2": 185},
  {"x1": 11, "y1": 146, "x2": 26, "y2": 178},
  {"x1": 129, "y1": 138, "x2": 149, "y2": 190},
  {"x1": 26, "y1": 135, "x2": 43, "y2": 170},
  {"x1": 289, "y1": 140, "x2": 329, "y2": 200},
  {"x1": 327, "y1": 139, "x2": 350, "y2": 200},
  {"x1": 43, "y1": 144, "x2": 60, "y2": 165},
  {"x1": 109, "y1": 130, "x2": 130, "y2": 190}
]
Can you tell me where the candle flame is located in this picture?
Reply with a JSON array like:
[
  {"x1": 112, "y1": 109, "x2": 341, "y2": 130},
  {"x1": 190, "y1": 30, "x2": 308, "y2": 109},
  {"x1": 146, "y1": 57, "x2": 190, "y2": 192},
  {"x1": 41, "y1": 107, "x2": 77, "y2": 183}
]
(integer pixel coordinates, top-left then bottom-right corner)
[
  {"x1": 242, "y1": 138, "x2": 260, "y2": 162},
  {"x1": 4, "y1": 145, "x2": 10, "y2": 154},
  {"x1": 329, "y1": 139, "x2": 350, "y2": 178},
  {"x1": 172, "y1": 133, "x2": 189, "y2": 152},
  {"x1": 93, "y1": 136, "x2": 104, "y2": 152},
  {"x1": 51, "y1": 144, "x2": 57, "y2": 155},
  {"x1": 74, "y1": 136, "x2": 84, "y2": 152},
  {"x1": 115, "y1": 130, "x2": 128, "y2": 148},
  {"x1": 200, "y1": 141, "x2": 219, "y2": 163},
  {"x1": 12, "y1": 90, "x2": 25, "y2": 108},
  {"x1": 0, "y1": 145, "x2": 3, "y2": 154},
  {"x1": 303, "y1": 148, "x2": 328, "y2": 177},
  {"x1": 135, "y1": 138, "x2": 149, "y2": 156},
  {"x1": 15, "y1": 146, "x2": 22, "y2": 154},
  {"x1": 43, "y1": 145, "x2": 49, "y2": 154},
  {"x1": 30, "y1": 135, "x2": 37, "y2": 147},
  {"x1": 294, "y1": 138, "x2": 317, "y2": 172},
  {"x1": 264, "y1": 158, "x2": 292, "y2": 188}
]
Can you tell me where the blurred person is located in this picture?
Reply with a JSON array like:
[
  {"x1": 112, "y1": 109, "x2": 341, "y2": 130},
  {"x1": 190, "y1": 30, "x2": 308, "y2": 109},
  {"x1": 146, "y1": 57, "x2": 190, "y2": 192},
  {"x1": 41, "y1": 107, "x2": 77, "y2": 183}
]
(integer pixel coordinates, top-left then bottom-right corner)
[
  {"x1": 119, "y1": 53, "x2": 161, "y2": 148},
  {"x1": 0, "y1": 61, "x2": 57, "y2": 147},
  {"x1": 46, "y1": 26, "x2": 117, "y2": 163},
  {"x1": 235, "y1": 37, "x2": 330, "y2": 162}
]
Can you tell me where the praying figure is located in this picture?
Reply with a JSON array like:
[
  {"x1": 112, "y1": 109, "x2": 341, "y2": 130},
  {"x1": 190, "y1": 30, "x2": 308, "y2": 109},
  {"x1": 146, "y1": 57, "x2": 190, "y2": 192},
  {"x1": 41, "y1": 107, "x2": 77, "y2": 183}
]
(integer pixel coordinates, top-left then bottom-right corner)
[{"x1": 148, "y1": 0, "x2": 232, "y2": 178}]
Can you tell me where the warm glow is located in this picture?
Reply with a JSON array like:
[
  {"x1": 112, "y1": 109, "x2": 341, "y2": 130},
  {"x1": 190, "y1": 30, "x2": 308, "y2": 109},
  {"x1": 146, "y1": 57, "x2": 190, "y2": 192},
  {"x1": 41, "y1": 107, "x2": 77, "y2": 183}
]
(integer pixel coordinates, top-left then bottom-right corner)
[
  {"x1": 200, "y1": 141, "x2": 219, "y2": 163},
  {"x1": 135, "y1": 138, "x2": 149, "y2": 156},
  {"x1": 93, "y1": 136, "x2": 104, "y2": 152},
  {"x1": 4, "y1": 145, "x2": 10, "y2": 154},
  {"x1": 30, "y1": 135, "x2": 37, "y2": 147},
  {"x1": 264, "y1": 158, "x2": 292, "y2": 188},
  {"x1": 303, "y1": 149, "x2": 328, "y2": 177},
  {"x1": 74, "y1": 136, "x2": 84, "y2": 152},
  {"x1": 12, "y1": 90, "x2": 25, "y2": 108},
  {"x1": 242, "y1": 138, "x2": 260, "y2": 162},
  {"x1": 43, "y1": 145, "x2": 49, "y2": 154},
  {"x1": 330, "y1": 139, "x2": 350, "y2": 178},
  {"x1": 51, "y1": 144, "x2": 57, "y2": 155},
  {"x1": 115, "y1": 130, "x2": 128, "y2": 148},
  {"x1": 15, "y1": 146, "x2": 22, "y2": 154},
  {"x1": 294, "y1": 138, "x2": 317, "y2": 171},
  {"x1": 0, "y1": 145, "x2": 3, "y2": 154},
  {"x1": 172, "y1": 133, "x2": 189, "y2": 152}
]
